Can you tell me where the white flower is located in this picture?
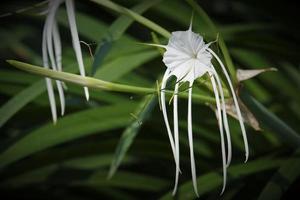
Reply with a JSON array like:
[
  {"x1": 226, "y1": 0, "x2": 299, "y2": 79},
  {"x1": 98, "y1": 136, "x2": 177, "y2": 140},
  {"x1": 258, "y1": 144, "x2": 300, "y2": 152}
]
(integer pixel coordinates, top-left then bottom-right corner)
[
  {"x1": 42, "y1": 0, "x2": 89, "y2": 123},
  {"x1": 154, "y1": 23, "x2": 249, "y2": 196}
]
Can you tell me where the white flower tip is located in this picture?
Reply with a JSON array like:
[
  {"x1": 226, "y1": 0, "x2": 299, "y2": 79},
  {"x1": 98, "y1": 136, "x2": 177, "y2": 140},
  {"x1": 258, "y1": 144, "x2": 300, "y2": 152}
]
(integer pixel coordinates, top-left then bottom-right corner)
[
  {"x1": 84, "y1": 87, "x2": 89, "y2": 101},
  {"x1": 220, "y1": 186, "x2": 225, "y2": 196},
  {"x1": 244, "y1": 153, "x2": 249, "y2": 163},
  {"x1": 194, "y1": 188, "x2": 199, "y2": 197},
  {"x1": 171, "y1": 190, "x2": 176, "y2": 196},
  {"x1": 52, "y1": 118, "x2": 57, "y2": 125},
  {"x1": 139, "y1": 42, "x2": 166, "y2": 49},
  {"x1": 189, "y1": 11, "x2": 194, "y2": 31},
  {"x1": 61, "y1": 107, "x2": 65, "y2": 116}
]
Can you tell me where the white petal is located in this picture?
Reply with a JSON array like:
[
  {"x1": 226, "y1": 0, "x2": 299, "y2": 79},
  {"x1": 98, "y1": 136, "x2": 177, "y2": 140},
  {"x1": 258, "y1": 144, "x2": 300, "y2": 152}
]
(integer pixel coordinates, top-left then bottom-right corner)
[
  {"x1": 65, "y1": 0, "x2": 89, "y2": 101},
  {"x1": 52, "y1": 20, "x2": 62, "y2": 72},
  {"x1": 208, "y1": 48, "x2": 249, "y2": 162},
  {"x1": 45, "y1": 2, "x2": 65, "y2": 116},
  {"x1": 209, "y1": 72, "x2": 227, "y2": 193},
  {"x1": 211, "y1": 69, "x2": 232, "y2": 166},
  {"x1": 172, "y1": 82, "x2": 180, "y2": 195},
  {"x1": 187, "y1": 82, "x2": 199, "y2": 197},
  {"x1": 160, "y1": 69, "x2": 177, "y2": 165}
]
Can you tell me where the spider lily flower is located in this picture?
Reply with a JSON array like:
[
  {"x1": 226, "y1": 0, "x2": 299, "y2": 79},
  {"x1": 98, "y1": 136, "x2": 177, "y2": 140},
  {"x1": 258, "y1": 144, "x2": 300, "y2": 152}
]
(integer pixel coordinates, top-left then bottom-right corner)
[
  {"x1": 151, "y1": 23, "x2": 249, "y2": 196},
  {"x1": 42, "y1": 0, "x2": 89, "y2": 123}
]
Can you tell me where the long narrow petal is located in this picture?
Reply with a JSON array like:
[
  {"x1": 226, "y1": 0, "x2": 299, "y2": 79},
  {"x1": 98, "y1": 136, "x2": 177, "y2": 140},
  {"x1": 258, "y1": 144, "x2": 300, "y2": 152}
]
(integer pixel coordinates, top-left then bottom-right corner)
[
  {"x1": 209, "y1": 72, "x2": 227, "y2": 194},
  {"x1": 160, "y1": 69, "x2": 177, "y2": 165},
  {"x1": 187, "y1": 82, "x2": 199, "y2": 197},
  {"x1": 53, "y1": 19, "x2": 68, "y2": 91},
  {"x1": 52, "y1": 20, "x2": 62, "y2": 72},
  {"x1": 208, "y1": 48, "x2": 249, "y2": 162},
  {"x1": 172, "y1": 82, "x2": 180, "y2": 195},
  {"x1": 42, "y1": 17, "x2": 57, "y2": 123},
  {"x1": 211, "y1": 69, "x2": 232, "y2": 166},
  {"x1": 65, "y1": 0, "x2": 89, "y2": 100},
  {"x1": 45, "y1": 3, "x2": 65, "y2": 116}
]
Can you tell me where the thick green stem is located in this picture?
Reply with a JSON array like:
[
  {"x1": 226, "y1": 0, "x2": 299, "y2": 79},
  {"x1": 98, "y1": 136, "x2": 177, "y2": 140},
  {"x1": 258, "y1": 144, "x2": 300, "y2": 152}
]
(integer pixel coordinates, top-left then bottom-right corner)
[{"x1": 7, "y1": 60, "x2": 215, "y2": 104}]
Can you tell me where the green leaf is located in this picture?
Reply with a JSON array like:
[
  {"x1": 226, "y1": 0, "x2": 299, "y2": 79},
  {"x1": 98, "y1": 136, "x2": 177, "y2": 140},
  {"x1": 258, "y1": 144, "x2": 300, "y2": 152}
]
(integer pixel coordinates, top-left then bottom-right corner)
[
  {"x1": 95, "y1": 50, "x2": 158, "y2": 81},
  {"x1": 0, "y1": 80, "x2": 45, "y2": 127},
  {"x1": 92, "y1": 0, "x2": 161, "y2": 74},
  {"x1": 77, "y1": 170, "x2": 168, "y2": 191},
  {"x1": 63, "y1": 154, "x2": 135, "y2": 170},
  {"x1": 160, "y1": 158, "x2": 283, "y2": 199},
  {"x1": 109, "y1": 94, "x2": 157, "y2": 178},
  {"x1": 0, "y1": 103, "x2": 137, "y2": 168},
  {"x1": 90, "y1": 0, "x2": 171, "y2": 38},
  {"x1": 241, "y1": 90, "x2": 300, "y2": 148},
  {"x1": 258, "y1": 150, "x2": 300, "y2": 200},
  {"x1": 4, "y1": 165, "x2": 58, "y2": 187}
]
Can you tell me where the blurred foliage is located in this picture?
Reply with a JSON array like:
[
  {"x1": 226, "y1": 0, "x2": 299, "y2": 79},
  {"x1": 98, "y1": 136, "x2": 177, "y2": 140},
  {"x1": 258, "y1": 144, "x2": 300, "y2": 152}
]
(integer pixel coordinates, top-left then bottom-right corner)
[{"x1": 0, "y1": 0, "x2": 300, "y2": 199}]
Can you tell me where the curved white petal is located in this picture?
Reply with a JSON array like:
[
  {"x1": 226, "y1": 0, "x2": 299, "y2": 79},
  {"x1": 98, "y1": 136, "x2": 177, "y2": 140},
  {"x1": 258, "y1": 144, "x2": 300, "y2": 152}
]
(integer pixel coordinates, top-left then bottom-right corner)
[
  {"x1": 160, "y1": 69, "x2": 177, "y2": 165},
  {"x1": 208, "y1": 49, "x2": 249, "y2": 162},
  {"x1": 187, "y1": 82, "x2": 199, "y2": 197},
  {"x1": 52, "y1": 20, "x2": 62, "y2": 72},
  {"x1": 45, "y1": 1, "x2": 65, "y2": 116},
  {"x1": 209, "y1": 71, "x2": 227, "y2": 194},
  {"x1": 211, "y1": 69, "x2": 232, "y2": 166},
  {"x1": 65, "y1": 0, "x2": 89, "y2": 101},
  {"x1": 172, "y1": 82, "x2": 180, "y2": 195},
  {"x1": 42, "y1": 23, "x2": 57, "y2": 123}
]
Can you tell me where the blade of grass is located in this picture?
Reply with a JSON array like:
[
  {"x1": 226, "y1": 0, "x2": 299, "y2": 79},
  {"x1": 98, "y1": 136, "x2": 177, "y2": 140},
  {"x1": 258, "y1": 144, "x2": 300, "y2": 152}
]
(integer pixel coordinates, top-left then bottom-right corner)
[
  {"x1": 160, "y1": 158, "x2": 283, "y2": 199},
  {"x1": 94, "y1": 50, "x2": 158, "y2": 81},
  {"x1": 258, "y1": 150, "x2": 300, "y2": 200},
  {"x1": 90, "y1": 0, "x2": 171, "y2": 38},
  {"x1": 77, "y1": 170, "x2": 168, "y2": 192},
  {"x1": 108, "y1": 94, "x2": 156, "y2": 178},
  {"x1": 92, "y1": 0, "x2": 161, "y2": 74},
  {"x1": 240, "y1": 90, "x2": 300, "y2": 148},
  {"x1": 0, "y1": 103, "x2": 137, "y2": 168},
  {"x1": 0, "y1": 80, "x2": 45, "y2": 128}
]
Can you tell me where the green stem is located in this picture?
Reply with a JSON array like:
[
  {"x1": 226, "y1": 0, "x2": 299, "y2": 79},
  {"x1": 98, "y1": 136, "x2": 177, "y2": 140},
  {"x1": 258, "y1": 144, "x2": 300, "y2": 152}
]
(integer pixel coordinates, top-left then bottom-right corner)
[
  {"x1": 7, "y1": 60, "x2": 215, "y2": 104},
  {"x1": 90, "y1": 0, "x2": 171, "y2": 38}
]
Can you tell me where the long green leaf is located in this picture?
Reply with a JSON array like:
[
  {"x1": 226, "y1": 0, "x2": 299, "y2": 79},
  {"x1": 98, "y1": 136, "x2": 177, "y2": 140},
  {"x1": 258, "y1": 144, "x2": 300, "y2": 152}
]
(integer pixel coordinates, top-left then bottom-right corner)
[
  {"x1": 241, "y1": 91, "x2": 300, "y2": 148},
  {"x1": 95, "y1": 50, "x2": 158, "y2": 81},
  {"x1": 0, "y1": 103, "x2": 137, "y2": 168},
  {"x1": 0, "y1": 80, "x2": 45, "y2": 127},
  {"x1": 160, "y1": 158, "x2": 283, "y2": 199},
  {"x1": 90, "y1": 0, "x2": 171, "y2": 38},
  {"x1": 92, "y1": 0, "x2": 161, "y2": 74},
  {"x1": 77, "y1": 170, "x2": 168, "y2": 191},
  {"x1": 109, "y1": 94, "x2": 156, "y2": 178},
  {"x1": 258, "y1": 150, "x2": 300, "y2": 200}
]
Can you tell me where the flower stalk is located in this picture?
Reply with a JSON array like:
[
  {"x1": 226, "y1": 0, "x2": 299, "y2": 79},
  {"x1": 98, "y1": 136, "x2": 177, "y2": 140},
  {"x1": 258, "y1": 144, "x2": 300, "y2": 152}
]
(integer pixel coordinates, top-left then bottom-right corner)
[{"x1": 6, "y1": 60, "x2": 215, "y2": 104}]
